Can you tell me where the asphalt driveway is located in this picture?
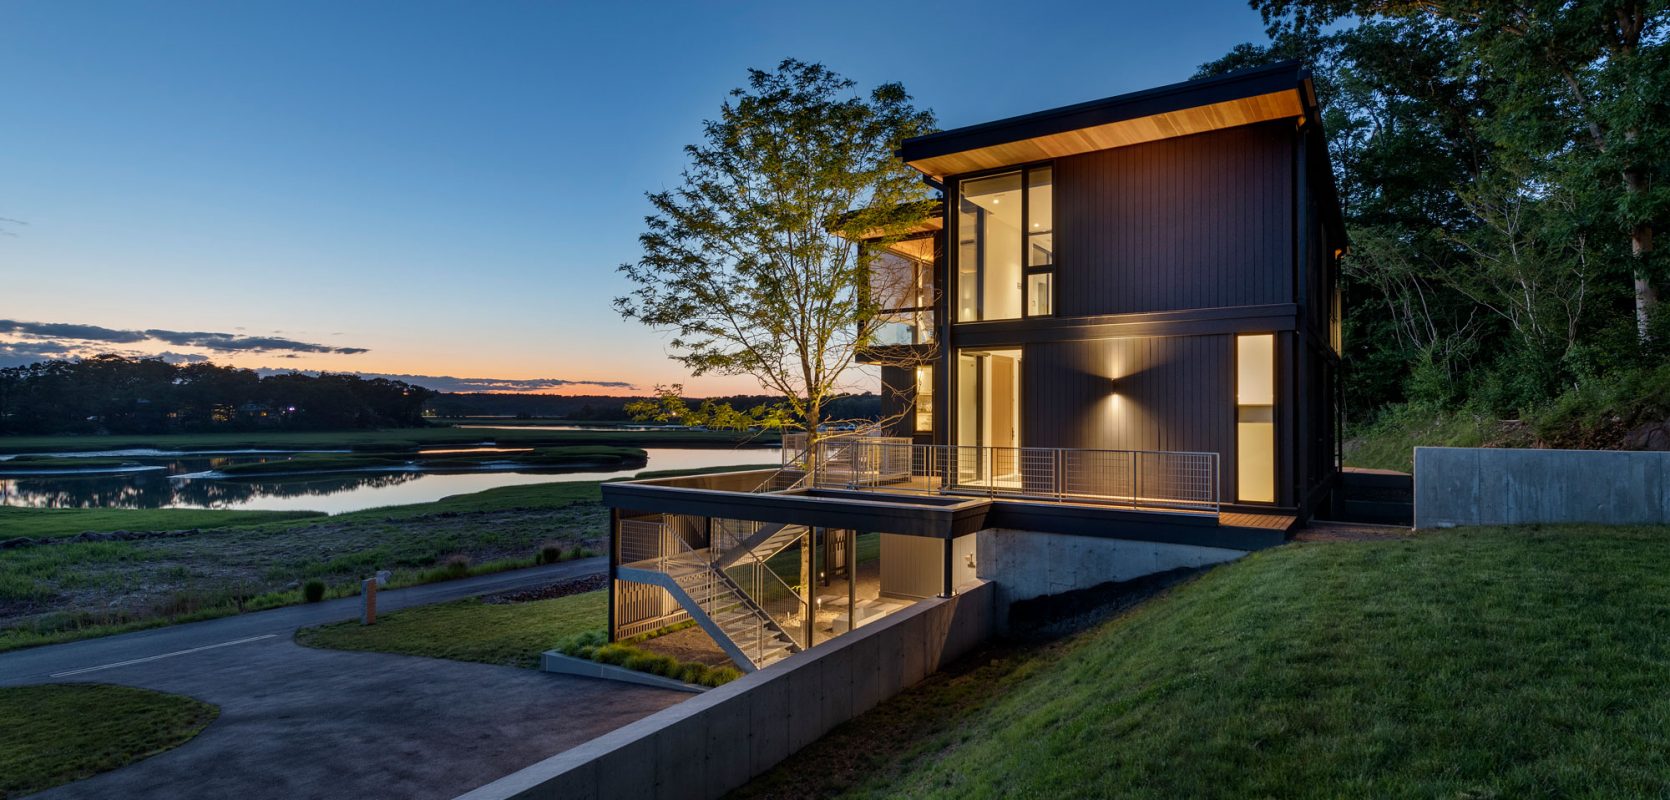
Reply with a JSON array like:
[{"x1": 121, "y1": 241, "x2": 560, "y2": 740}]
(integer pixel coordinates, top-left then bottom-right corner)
[{"x1": 2, "y1": 560, "x2": 689, "y2": 800}]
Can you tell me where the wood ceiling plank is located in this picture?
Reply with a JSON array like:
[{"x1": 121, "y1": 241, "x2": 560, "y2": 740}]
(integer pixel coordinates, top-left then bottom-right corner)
[{"x1": 909, "y1": 90, "x2": 1306, "y2": 179}]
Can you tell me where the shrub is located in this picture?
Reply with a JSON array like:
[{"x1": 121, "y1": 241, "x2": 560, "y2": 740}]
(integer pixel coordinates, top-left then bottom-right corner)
[
  {"x1": 555, "y1": 629, "x2": 606, "y2": 659},
  {"x1": 702, "y1": 667, "x2": 743, "y2": 687},
  {"x1": 555, "y1": 630, "x2": 740, "y2": 687},
  {"x1": 438, "y1": 554, "x2": 471, "y2": 579},
  {"x1": 568, "y1": 545, "x2": 589, "y2": 561},
  {"x1": 592, "y1": 643, "x2": 634, "y2": 667},
  {"x1": 302, "y1": 580, "x2": 326, "y2": 603},
  {"x1": 535, "y1": 543, "x2": 565, "y2": 565},
  {"x1": 624, "y1": 652, "x2": 680, "y2": 678}
]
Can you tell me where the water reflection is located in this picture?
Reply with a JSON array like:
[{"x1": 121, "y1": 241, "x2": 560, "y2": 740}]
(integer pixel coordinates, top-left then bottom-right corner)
[{"x1": 0, "y1": 447, "x2": 775, "y2": 514}]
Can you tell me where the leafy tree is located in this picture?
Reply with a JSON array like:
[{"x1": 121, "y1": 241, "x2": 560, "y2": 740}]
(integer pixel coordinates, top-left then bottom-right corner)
[
  {"x1": 1251, "y1": 0, "x2": 1668, "y2": 338},
  {"x1": 614, "y1": 59, "x2": 936, "y2": 439},
  {"x1": 0, "y1": 356, "x2": 433, "y2": 434},
  {"x1": 1201, "y1": 1, "x2": 1669, "y2": 420}
]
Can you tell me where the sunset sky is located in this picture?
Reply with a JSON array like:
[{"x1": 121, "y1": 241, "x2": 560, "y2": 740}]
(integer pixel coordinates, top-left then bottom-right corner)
[{"x1": 2, "y1": 0, "x2": 1270, "y2": 396}]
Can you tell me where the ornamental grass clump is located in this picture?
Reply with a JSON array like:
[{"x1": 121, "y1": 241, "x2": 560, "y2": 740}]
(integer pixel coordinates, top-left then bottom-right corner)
[{"x1": 556, "y1": 629, "x2": 739, "y2": 686}]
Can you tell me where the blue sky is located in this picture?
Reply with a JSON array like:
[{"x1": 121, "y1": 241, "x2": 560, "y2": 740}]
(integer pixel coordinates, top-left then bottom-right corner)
[{"x1": 0, "y1": 0, "x2": 1271, "y2": 395}]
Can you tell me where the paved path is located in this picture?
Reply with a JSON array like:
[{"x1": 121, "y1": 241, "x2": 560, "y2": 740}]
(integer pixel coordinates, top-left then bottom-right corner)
[
  {"x1": 2, "y1": 560, "x2": 690, "y2": 800},
  {"x1": 0, "y1": 558, "x2": 606, "y2": 684}
]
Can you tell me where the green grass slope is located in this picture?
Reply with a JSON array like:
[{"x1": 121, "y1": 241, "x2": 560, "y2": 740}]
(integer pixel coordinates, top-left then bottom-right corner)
[{"x1": 839, "y1": 527, "x2": 1670, "y2": 799}]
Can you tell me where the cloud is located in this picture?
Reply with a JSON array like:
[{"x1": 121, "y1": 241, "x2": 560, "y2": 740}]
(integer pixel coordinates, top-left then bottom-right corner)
[
  {"x1": 0, "y1": 342, "x2": 221, "y2": 369},
  {"x1": 257, "y1": 369, "x2": 638, "y2": 394},
  {"x1": 0, "y1": 340, "x2": 80, "y2": 366},
  {"x1": 0, "y1": 321, "x2": 147, "y2": 344},
  {"x1": 0, "y1": 319, "x2": 368, "y2": 355}
]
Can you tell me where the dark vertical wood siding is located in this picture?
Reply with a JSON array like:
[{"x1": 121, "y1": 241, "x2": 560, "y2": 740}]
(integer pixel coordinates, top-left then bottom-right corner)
[
  {"x1": 1054, "y1": 122, "x2": 1295, "y2": 317},
  {"x1": 1022, "y1": 334, "x2": 1238, "y2": 500},
  {"x1": 879, "y1": 365, "x2": 913, "y2": 438}
]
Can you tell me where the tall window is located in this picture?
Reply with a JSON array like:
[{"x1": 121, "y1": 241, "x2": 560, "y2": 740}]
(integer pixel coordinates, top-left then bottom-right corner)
[
  {"x1": 957, "y1": 166, "x2": 1052, "y2": 321},
  {"x1": 1236, "y1": 334, "x2": 1275, "y2": 503},
  {"x1": 868, "y1": 247, "x2": 935, "y2": 346},
  {"x1": 914, "y1": 365, "x2": 933, "y2": 433}
]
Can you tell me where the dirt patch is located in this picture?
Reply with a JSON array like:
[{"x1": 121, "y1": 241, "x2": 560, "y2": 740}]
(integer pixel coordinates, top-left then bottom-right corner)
[
  {"x1": 479, "y1": 573, "x2": 606, "y2": 604},
  {"x1": 639, "y1": 625, "x2": 733, "y2": 669}
]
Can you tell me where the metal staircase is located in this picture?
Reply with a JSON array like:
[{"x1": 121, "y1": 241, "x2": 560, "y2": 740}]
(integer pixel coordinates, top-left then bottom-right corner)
[{"x1": 616, "y1": 518, "x2": 808, "y2": 671}]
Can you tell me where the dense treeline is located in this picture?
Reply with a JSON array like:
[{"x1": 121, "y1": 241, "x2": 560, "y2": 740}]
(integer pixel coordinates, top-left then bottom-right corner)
[
  {"x1": 424, "y1": 393, "x2": 639, "y2": 420},
  {"x1": 1201, "y1": 1, "x2": 1670, "y2": 433},
  {"x1": 0, "y1": 356, "x2": 434, "y2": 435}
]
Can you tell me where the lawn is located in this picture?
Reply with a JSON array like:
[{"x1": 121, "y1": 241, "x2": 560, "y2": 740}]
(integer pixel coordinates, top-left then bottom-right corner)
[
  {"x1": 295, "y1": 590, "x2": 606, "y2": 668},
  {"x1": 0, "y1": 683, "x2": 218, "y2": 799},
  {"x1": 744, "y1": 525, "x2": 1670, "y2": 799}
]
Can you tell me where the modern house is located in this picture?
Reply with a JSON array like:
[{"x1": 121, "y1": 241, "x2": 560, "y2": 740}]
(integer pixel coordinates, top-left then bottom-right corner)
[{"x1": 602, "y1": 61, "x2": 1344, "y2": 673}]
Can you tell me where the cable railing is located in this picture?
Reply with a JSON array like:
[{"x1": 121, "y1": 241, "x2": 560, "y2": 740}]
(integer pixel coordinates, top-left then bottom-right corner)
[
  {"x1": 808, "y1": 438, "x2": 1220, "y2": 512},
  {"x1": 723, "y1": 545, "x2": 808, "y2": 654},
  {"x1": 620, "y1": 515, "x2": 806, "y2": 666}
]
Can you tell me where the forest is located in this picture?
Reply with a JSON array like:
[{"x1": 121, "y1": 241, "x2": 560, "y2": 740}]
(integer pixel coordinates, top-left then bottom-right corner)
[
  {"x1": 1201, "y1": 1, "x2": 1669, "y2": 458},
  {"x1": 0, "y1": 355, "x2": 434, "y2": 435}
]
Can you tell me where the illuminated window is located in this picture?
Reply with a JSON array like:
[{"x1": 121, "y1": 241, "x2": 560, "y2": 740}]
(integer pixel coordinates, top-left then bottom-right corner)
[
  {"x1": 1025, "y1": 166, "x2": 1053, "y2": 317},
  {"x1": 956, "y1": 166, "x2": 1052, "y2": 321},
  {"x1": 868, "y1": 248, "x2": 935, "y2": 345},
  {"x1": 914, "y1": 366, "x2": 933, "y2": 433},
  {"x1": 1236, "y1": 334, "x2": 1275, "y2": 503}
]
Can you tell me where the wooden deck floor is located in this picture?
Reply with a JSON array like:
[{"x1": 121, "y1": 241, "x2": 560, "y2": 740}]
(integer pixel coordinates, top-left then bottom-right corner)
[{"x1": 1219, "y1": 511, "x2": 1299, "y2": 531}]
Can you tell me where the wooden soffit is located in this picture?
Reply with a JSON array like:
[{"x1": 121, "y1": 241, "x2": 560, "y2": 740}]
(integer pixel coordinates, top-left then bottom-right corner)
[{"x1": 905, "y1": 89, "x2": 1305, "y2": 180}]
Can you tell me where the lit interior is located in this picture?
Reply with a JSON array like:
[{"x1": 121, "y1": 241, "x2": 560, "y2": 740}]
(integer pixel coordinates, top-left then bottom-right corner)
[{"x1": 1236, "y1": 334, "x2": 1275, "y2": 503}]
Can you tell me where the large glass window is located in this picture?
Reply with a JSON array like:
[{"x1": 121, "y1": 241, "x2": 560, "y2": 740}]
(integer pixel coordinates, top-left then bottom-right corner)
[
  {"x1": 1236, "y1": 334, "x2": 1275, "y2": 503},
  {"x1": 868, "y1": 248, "x2": 935, "y2": 345},
  {"x1": 914, "y1": 366, "x2": 933, "y2": 433},
  {"x1": 957, "y1": 166, "x2": 1052, "y2": 321}
]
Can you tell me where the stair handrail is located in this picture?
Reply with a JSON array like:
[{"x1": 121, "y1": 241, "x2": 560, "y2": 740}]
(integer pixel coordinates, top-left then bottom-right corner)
[{"x1": 729, "y1": 541, "x2": 810, "y2": 650}]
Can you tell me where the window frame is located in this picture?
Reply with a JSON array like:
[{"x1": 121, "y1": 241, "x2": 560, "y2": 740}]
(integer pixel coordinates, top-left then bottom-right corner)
[
  {"x1": 952, "y1": 161, "x2": 1056, "y2": 323},
  {"x1": 1021, "y1": 165, "x2": 1054, "y2": 318},
  {"x1": 865, "y1": 239, "x2": 937, "y2": 346}
]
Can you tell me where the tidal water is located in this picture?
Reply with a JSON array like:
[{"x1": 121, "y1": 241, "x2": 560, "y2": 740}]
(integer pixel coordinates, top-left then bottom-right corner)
[{"x1": 0, "y1": 446, "x2": 775, "y2": 514}]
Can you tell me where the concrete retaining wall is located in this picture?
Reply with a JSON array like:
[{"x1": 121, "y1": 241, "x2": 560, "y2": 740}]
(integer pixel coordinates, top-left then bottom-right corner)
[
  {"x1": 456, "y1": 580, "x2": 996, "y2": 800},
  {"x1": 1415, "y1": 446, "x2": 1670, "y2": 528},
  {"x1": 540, "y1": 652, "x2": 706, "y2": 694},
  {"x1": 974, "y1": 528, "x2": 1245, "y2": 618}
]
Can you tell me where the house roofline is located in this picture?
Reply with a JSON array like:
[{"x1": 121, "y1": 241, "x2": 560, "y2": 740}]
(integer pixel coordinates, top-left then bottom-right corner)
[{"x1": 897, "y1": 60, "x2": 1310, "y2": 164}]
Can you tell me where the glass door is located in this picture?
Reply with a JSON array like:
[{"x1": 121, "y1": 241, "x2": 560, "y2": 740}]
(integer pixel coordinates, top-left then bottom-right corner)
[{"x1": 955, "y1": 348, "x2": 1022, "y2": 488}]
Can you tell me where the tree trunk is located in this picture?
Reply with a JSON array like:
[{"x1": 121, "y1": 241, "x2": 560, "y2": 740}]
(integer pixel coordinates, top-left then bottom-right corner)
[
  {"x1": 1634, "y1": 225, "x2": 1658, "y2": 339},
  {"x1": 1625, "y1": 164, "x2": 1657, "y2": 339}
]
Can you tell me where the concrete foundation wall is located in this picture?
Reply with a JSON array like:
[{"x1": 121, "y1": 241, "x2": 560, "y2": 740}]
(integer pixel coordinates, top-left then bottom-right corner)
[
  {"x1": 456, "y1": 581, "x2": 996, "y2": 800},
  {"x1": 1415, "y1": 446, "x2": 1670, "y2": 529},
  {"x1": 974, "y1": 528, "x2": 1245, "y2": 614}
]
